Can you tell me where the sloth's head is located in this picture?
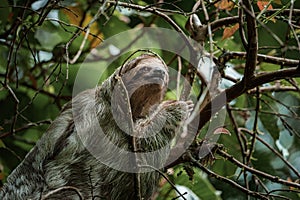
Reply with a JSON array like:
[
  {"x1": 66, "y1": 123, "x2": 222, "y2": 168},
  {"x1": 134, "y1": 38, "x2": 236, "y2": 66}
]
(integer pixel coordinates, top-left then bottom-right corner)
[{"x1": 118, "y1": 54, "x2": 169, "y2": 119}]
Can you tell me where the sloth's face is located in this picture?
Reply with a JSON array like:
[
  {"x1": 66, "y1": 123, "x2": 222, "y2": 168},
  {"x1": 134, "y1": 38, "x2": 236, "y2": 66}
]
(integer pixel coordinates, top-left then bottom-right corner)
[
  {"x1": 124, "y1": 65, "x2": 168, "y2": 94},
  {"x1": 120, "y1": 55, "x2": 169, "y2": 119}
]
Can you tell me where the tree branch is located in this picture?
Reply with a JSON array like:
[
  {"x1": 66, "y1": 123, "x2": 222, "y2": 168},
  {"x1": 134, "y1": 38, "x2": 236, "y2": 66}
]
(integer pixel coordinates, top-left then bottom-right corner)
[
  {"x1": 219, "y1": 51, "x2": 299, "y2": 67},
  {"x1": 216, "y1": 149, "x2": 300, "y2": 189},
  {"x1": 197, "y1": 67, "x2": 300, "y2": 132},
  {"x1": 186, "y1": 153, "x2": 269, "y2": 200},
  {"x1": 241, "y1": 0, "x2": 258, "y2": 84}
]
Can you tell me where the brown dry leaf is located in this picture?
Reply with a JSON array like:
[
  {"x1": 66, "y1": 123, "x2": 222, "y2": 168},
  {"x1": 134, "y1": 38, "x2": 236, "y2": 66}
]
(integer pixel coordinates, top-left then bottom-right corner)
[
  {"x1": 257, "y1": 0, "x2": 277, "y2": 22},
  {"x1": 62, "y1": 5, "x2": 82, "y2": 25},
  {"x1": 257, "y1": 0, "x2": 273, "y2": 11},
  {"x1": 222, "y1": 23, "x2": 239, "y2": 40},
  {"x1": 62, "y1": 4, "x2": 103, "y2": 48},
  {"x1": 214, "y1": 0, "x2": 235, "y2": 11}
]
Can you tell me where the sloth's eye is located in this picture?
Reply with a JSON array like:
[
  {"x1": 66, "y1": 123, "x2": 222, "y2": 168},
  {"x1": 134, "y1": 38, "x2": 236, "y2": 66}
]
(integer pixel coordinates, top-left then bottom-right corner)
[
  {"x1": 141, "y1": 67, "x2": 150, "y2": 72},
  {"x1": 136, "y1": 67, "x2": 150, "y2": 75}
]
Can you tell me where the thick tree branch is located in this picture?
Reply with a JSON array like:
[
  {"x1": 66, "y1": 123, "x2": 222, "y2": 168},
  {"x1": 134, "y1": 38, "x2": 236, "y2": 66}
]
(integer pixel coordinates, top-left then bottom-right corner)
[
  {"x1": 241, "y1": 0, "x2": 258, "y2": 84},
  {"x1": 197, "y1": 67, "x2": 300, "y2": 131}
]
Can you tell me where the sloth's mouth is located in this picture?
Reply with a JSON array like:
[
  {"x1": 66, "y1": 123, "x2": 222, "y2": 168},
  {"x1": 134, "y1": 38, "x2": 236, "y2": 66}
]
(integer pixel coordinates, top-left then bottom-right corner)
[
  {"x1": 120, "y1": 64, "x2": 168, "y2": 119},
  {"x1": 130, "y1": 83, "x2": 164, "y2": 119}
]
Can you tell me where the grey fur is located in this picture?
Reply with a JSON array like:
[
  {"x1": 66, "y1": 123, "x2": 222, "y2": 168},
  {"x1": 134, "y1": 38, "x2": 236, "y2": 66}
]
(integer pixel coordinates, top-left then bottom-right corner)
[{"x1": 0, "y1": 54, "x2": 191, "y2": 200}]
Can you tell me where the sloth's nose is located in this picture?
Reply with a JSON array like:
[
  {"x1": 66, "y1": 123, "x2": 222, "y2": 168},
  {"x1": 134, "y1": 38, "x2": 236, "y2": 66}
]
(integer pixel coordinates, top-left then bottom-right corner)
[{"x1": 152, "y1": 68, "x2": 165, "y2": 77}]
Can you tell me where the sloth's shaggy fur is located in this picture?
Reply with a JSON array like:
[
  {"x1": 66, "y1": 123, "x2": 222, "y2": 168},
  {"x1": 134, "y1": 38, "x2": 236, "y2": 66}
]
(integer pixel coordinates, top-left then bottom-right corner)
[{"x1": 0, "y1": 54, "x2": 192, "y2": 200}]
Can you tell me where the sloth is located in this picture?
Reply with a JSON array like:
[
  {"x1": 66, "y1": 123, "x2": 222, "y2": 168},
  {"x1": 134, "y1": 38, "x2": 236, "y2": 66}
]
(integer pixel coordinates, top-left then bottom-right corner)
[{"x1": 0, "y1": 54, "x2": 193, "y2": 199}]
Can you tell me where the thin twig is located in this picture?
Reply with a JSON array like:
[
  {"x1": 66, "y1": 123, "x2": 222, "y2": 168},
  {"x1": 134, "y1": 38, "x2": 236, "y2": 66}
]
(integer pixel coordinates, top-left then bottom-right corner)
[
  {"x1": 186, "y1": 152, "x2": 269, "y2": 200},
  {"x1": 41, "y1": 186, "x2": 84, "y2": 200},
  {"x1": 240, "y1": 128, "x2": 300, "y2": 179},
  {"x1": 140, "y1": 165, "x2": 187, "y2": 200},
  {"x1": 217, "y1": 149, "x2": 300, "y2": 189}
]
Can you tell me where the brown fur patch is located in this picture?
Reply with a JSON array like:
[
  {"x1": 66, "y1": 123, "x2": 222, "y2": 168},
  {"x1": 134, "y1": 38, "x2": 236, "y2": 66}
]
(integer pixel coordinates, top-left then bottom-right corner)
[{"x1": 130, "y1": 84, "x2": 163, "y2": 119}]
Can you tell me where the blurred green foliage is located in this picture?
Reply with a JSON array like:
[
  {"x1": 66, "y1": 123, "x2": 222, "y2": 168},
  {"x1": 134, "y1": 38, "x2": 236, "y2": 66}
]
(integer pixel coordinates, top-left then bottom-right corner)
[{"x1": 0, "y1": 0, "x2": 300, "y2": 199}]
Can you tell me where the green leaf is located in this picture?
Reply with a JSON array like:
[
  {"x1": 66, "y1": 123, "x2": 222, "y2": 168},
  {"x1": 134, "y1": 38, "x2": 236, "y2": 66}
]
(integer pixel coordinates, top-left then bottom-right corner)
[
  {"x1": 0, "y1": 139, "x2": 6, "y2": 148},
  {"x1": 260, "y1": 112, "x2": 280, "y2": 140},
  {"x1": 157, "y1": 167, "x2": 221, "y2": 200},
  {"x1": 0, "y1": 0, "x2": 10, "y2": 27},
  {"x1": 172, "y1": 14, "x2": 188, "y2": 30},
  {"x1": 35, "y1": 29, "x2": 63, "y2": 51},
  {"x1": 275, "y1": 93, "x2": 300, "y2": 135}
]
